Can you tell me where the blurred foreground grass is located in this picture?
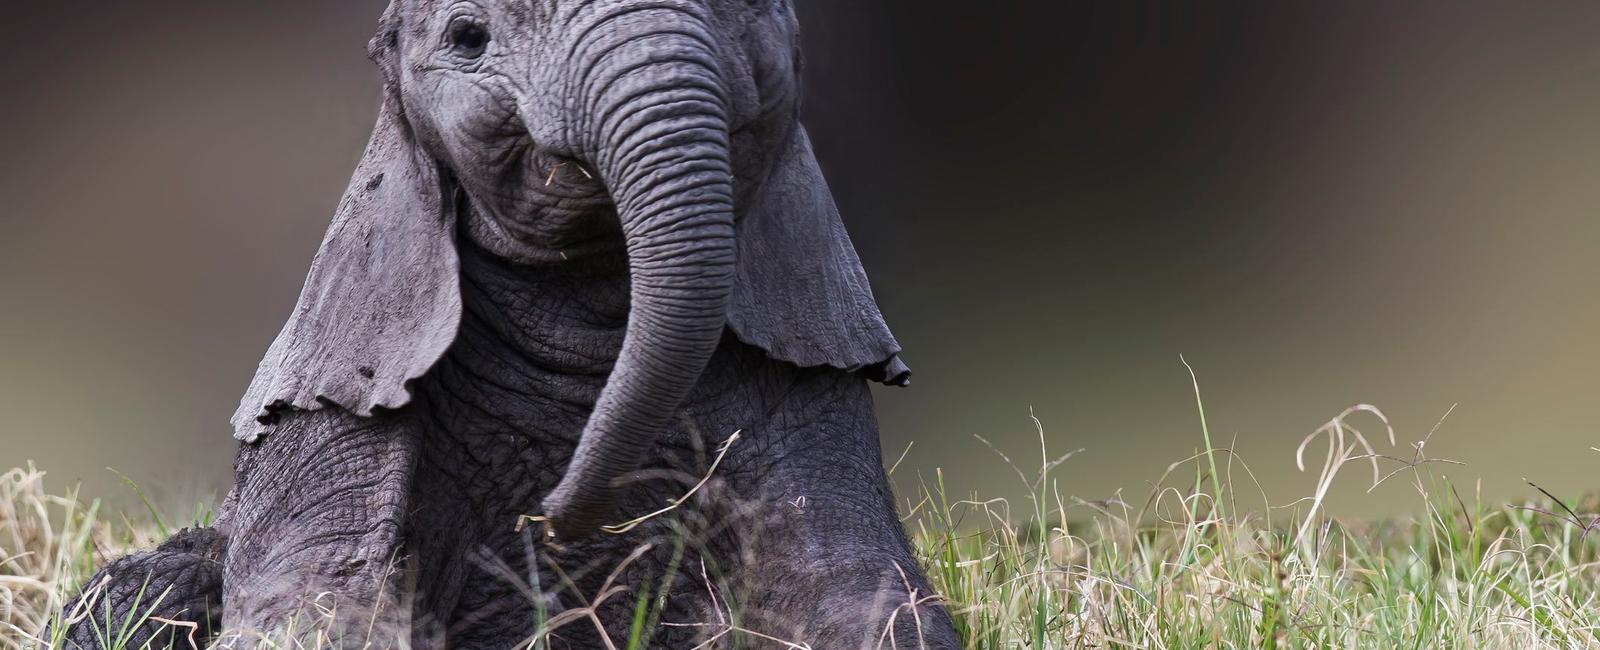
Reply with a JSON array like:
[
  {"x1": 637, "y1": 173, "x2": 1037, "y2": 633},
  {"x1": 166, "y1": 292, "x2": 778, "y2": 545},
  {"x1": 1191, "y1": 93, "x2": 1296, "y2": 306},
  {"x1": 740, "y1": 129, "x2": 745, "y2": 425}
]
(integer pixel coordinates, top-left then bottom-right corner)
[{"x1": 6, "y1": 382, "x2": 1600, "y2": 648}]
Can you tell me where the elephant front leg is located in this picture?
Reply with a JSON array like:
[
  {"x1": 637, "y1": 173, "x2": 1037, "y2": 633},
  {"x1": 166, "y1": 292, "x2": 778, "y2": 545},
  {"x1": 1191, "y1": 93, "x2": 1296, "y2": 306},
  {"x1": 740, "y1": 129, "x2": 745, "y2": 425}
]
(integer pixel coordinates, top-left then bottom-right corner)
[
  {"x1": 731, "y1": 373, "x2": 960, "y2": 649},
  {"x1": 219, "y1": 409, "x2": 418, "y2": 647}
]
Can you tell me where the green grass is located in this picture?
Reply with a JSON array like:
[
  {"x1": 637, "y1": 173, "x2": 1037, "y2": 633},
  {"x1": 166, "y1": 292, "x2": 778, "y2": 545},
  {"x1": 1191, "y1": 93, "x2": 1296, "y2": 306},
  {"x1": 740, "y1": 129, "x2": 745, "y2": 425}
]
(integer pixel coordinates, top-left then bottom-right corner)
[{"x1": 7, "y1": 382, "x2": 1600, "y2": 648}]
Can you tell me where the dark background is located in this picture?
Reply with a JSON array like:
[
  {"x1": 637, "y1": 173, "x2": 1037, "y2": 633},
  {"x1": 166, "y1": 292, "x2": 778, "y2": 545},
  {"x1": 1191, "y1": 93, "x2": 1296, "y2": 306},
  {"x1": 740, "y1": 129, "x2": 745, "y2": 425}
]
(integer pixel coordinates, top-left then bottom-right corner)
[{"x1": 3, "y1": 2, "x2": 1597, "y2": 517}]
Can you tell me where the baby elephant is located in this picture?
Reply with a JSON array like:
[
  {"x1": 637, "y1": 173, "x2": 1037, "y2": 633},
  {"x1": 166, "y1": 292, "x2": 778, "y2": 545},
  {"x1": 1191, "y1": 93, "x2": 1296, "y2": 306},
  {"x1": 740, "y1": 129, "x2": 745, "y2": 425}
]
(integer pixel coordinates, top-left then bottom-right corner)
[{"x1": 60, "y1": 1, "x2": 956, "y2": 647}]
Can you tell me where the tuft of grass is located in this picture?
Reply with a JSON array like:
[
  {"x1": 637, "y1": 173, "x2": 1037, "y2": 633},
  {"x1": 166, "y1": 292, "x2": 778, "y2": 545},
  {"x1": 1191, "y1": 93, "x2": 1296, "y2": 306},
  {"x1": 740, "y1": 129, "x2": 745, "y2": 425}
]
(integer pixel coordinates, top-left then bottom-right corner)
[
  {"x1": 7, "y1": 375, "x2": 1600, "y2": 648},
  {"x1": 900, "y1": 371, "x2": 1600, "y2": 649},
  {"x1": 1, "y1": 464, "x2": 112, "y2": 650}
]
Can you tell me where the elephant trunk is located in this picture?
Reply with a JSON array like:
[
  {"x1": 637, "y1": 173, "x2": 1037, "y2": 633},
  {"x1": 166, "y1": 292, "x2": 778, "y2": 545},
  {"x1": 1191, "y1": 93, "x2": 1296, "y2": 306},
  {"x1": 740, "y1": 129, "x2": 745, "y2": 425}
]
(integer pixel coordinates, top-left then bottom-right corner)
[{"x1": 540, "y1": 13, "x2": 737, "y2": 538}]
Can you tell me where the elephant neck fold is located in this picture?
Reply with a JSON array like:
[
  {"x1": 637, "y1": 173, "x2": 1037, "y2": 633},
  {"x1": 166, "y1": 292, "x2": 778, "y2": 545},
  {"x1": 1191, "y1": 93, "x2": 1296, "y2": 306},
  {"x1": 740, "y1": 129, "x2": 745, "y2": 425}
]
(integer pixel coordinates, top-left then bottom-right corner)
[{"x1": 453, "y1": 238, "x2": 630, "y2": 377}]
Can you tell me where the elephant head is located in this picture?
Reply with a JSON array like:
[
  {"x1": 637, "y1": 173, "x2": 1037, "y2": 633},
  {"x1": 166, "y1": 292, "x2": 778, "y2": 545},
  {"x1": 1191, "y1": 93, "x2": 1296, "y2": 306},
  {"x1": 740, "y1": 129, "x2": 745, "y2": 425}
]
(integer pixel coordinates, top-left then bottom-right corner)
[{"x1": 232, "y1": 0, "x2": 907, "y2": 539}]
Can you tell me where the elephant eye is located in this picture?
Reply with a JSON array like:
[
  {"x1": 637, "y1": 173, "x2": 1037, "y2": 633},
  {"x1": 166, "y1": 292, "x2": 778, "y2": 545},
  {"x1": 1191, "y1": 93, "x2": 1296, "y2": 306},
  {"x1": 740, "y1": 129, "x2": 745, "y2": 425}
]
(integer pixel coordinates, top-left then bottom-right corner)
[{"x1": 447, "y1": 17, "x2": 490, "y2": 59}]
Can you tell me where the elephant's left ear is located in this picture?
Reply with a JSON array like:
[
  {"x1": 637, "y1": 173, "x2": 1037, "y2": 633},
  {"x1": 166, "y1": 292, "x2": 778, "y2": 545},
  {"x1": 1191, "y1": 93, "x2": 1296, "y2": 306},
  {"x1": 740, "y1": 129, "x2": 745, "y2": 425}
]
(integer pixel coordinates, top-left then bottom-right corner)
[
  {"x1": 231, "y1": 90, "x2": 461, "y2": 443},
  {"x1": 728, "y1": 125, "x2": 910, "y2": 386}
]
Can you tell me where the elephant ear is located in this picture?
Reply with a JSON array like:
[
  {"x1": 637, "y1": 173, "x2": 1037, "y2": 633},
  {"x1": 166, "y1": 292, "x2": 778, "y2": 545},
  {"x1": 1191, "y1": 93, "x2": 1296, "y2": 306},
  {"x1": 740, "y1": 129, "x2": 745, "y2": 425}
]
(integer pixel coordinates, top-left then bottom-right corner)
[
  {"x1": 231, "y1": 37, "x2": 460, "y2": 442},
  {"x1": 728, "y1": 125, "x2": 910, "y2": 386}
]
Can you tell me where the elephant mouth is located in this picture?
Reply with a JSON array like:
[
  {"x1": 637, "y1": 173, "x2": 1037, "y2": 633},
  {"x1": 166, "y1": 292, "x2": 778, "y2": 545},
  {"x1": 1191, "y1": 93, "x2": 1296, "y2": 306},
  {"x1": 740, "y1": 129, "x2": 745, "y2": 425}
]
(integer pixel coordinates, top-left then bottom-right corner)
[
  {"x1": 527, "y1": 149, "x2": 604, "y2": 195},
  {"x1": 458, "y1": 178, "x2": 627, "y2": 266}
]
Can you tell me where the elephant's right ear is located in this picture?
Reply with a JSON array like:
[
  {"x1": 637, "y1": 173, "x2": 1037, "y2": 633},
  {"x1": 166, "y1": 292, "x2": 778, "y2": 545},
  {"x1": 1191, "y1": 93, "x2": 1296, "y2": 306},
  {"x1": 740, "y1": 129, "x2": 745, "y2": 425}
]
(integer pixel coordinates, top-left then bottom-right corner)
[{"x1": 231, "y1": 26, "x2": 460, "y2": 443}]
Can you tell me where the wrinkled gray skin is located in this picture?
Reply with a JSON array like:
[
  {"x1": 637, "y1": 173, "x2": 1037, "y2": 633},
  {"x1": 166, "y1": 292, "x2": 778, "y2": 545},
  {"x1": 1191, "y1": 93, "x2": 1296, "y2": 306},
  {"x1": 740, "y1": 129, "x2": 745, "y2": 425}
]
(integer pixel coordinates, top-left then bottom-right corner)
[{"x1": 60, "y1": 1, "x2": 954, "y2": 648}]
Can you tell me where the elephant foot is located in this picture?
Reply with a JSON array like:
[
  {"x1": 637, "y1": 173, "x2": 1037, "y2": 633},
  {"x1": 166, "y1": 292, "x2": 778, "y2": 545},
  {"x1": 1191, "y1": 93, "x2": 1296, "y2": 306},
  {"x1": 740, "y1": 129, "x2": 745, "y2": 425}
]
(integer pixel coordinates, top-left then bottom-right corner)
[
  {"x1": 55, "y1": 527, "x2": 227, "y2": 650},
  {"x1": 742, "y1": 564, "x2": 959, "y2": 650}
]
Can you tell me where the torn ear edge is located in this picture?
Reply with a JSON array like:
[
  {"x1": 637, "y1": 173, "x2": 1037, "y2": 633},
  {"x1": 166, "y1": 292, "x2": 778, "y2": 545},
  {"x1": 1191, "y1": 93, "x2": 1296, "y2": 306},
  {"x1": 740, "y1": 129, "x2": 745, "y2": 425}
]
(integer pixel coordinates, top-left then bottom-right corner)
[
  {"x1": 726, "y1": 124, "x2": 910, "y2": 388},
  {"x1": 231, "y1": 90, "x2": 462, "y2": 443},
  {"x1": 859, "y1": 355, "x2": 912, "y2": 387}
]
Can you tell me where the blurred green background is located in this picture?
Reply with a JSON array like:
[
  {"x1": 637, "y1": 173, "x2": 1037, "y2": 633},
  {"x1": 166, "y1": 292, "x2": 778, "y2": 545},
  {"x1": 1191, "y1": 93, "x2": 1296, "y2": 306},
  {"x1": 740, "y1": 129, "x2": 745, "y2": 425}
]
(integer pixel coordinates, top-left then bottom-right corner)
[{"x1": 1, "y1": 2, "x2": 1596, "y2": 519}]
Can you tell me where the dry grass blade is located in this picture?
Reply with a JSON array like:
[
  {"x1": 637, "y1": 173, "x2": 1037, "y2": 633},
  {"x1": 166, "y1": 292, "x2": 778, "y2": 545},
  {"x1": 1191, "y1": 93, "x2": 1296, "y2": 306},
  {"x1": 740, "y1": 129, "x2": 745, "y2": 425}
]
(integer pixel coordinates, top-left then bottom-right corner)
[
  {"x1": 148, "y1": 615, "x2": 201, "y2": 650},
  {"x1": 518, "y1": 430, "x2": 743, "y2": 539}
]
